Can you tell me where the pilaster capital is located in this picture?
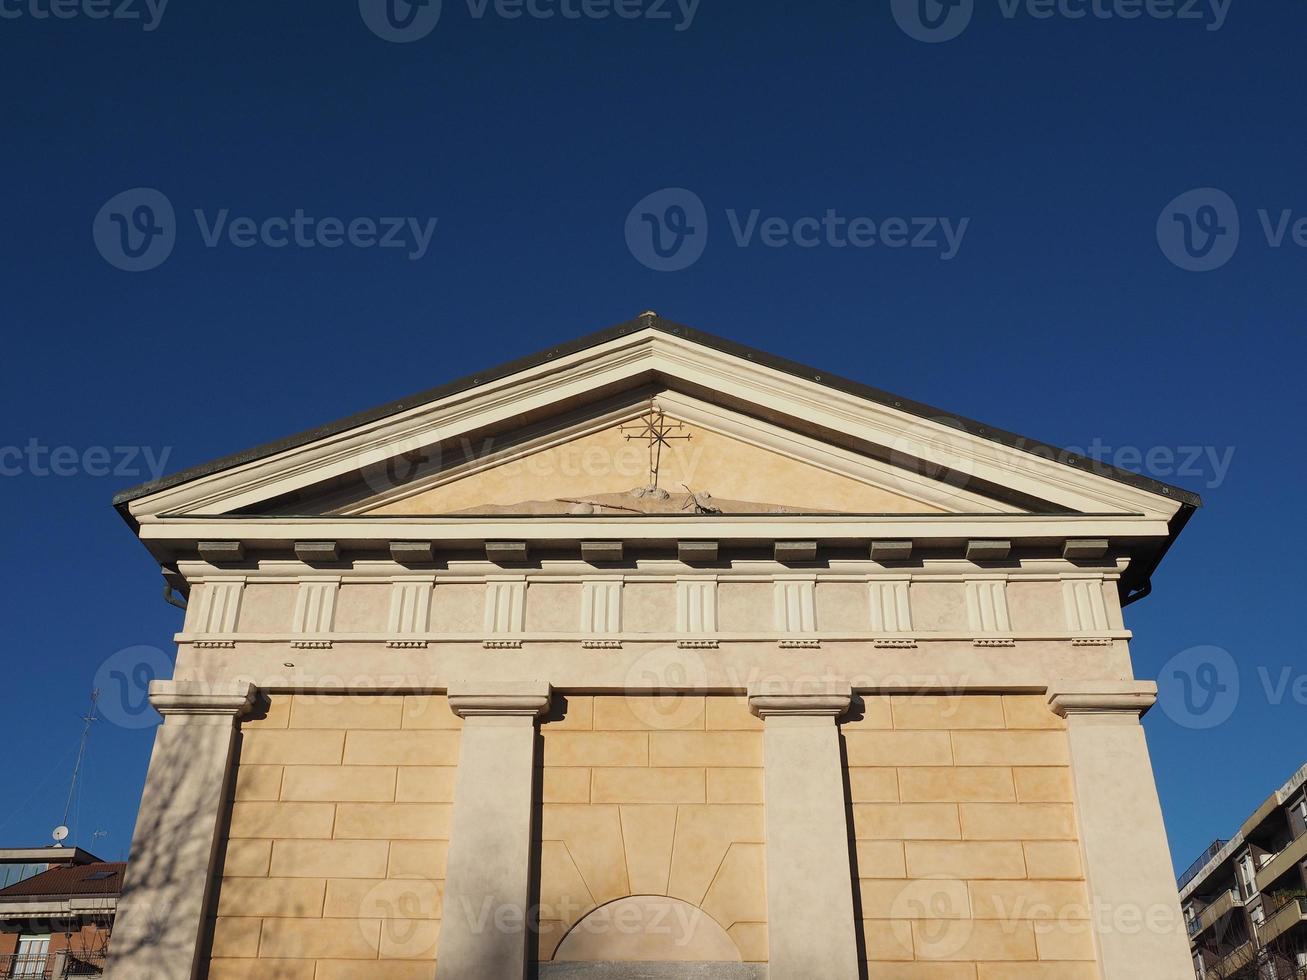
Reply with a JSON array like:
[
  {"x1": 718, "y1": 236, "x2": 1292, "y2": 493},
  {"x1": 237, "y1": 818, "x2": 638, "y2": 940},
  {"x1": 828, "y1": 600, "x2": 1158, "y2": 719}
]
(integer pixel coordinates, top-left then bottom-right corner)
[
  {"x1": 447, "y1": 681, "x2": 552, "y2": 719},
  {"x1": 1047, "y1": 680, "x2": 1157, "y2": 719},
  {"x1": 148, "y1": 680, "x2": 257, "y2": 719},
  {"x1": 748, "y1": 681, "x2": 852, "y2": 719}
]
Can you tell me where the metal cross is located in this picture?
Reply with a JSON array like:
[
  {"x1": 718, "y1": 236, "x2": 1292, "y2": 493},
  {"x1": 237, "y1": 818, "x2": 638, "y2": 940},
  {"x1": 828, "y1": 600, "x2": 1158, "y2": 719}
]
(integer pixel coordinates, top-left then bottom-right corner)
[{"x1": 619, "y1": 409, "x2": 692, "y2": 491}]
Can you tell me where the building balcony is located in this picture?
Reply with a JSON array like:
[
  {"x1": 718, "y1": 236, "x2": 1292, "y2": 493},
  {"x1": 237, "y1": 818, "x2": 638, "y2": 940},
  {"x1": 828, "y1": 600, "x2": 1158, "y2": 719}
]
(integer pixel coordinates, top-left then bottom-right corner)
[
  {"x1": 1256, "y1": 832, "x2": 1307, "y2": 894},
  {"x1": 1206, "y1": 940, "x2": 1257, "y2": 980},
  {"x1": 1190, "y1": 888, "x2": 1244, "y2": 939},
  {"x1": 1259, "y1": 896, "x2": 1307, "y2": 946}
]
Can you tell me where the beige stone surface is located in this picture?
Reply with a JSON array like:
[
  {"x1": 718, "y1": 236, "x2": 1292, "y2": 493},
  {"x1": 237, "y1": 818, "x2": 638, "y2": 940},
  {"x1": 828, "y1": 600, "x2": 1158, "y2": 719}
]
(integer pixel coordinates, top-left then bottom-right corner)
[
  {"x1": 890, "y1": 696, "x2": 1006, "y2": 731},
  {"x1": 401, "y1": 695, "x2": 462, "y2": 730},
  {"x1": 323, "y1": 877, "x2": 443, "y2": 919},
  {"x1": 705, "y1": 696, "x2": 763, "y2": 731},
  {"x1": 649, "y1": 731, "x2": 764, "y2": 768},
  {"x1": 216, "y1": 878, "x2": 325, "y2": 918},
  {"x1": 387, "y1": 841, "x2": 450, "y2": 879},
  {"x1": 846, "y1": 694, "x2": 1093, "y2": 979},
  {"x1": 856, "y1": 841, "x2": 907, "y2": 879},
  {"x1": 951, "y1": 732, "x2": 1069, "y2": 767},
  {"x1": 728, "y1": 921, "x2": 768, "y2": 963},
  {"x1": 541, "y1": 804, "x2": 630, "y2": 905},
  {"x1": 1001, "y1": 695, "x2": 1065, "y2": 731},
  {"x1": 701, "y1": 843, "x2": 767, "y2": 928},
  {"x1": 898, "y1": 768, "x2": 1015, "y2": 803},
  {"x1": 343, "y1": 731, "x2": 461, "y2": 767},
  {"x1": 1032, "y1": 920, "x2": 1098, "y2": 961},
  {"x1": 853, "y1": 804, "x2": 962, "y2": 841},
  {"x1": 317, "y1": 963, "x2": 437, "y2": 980},
  {"x1": 845, "y1": 732, "x2": 953, "y2": 767},
  {"x1": 229, "y1": 803, "x2": 336, "y2": 840},
  {"x1": 269, "y1": 840, "x2": 390, "y2": 879},
  {"x1": 968, "y1": 880, "x2": 1091, "y2": 920},
  {"x1": 540, "y1": 732, "x2": 648, "y2": 767},
  {"x1": 864, "y1": 964, "x2": 976, "y2": 979},
  {"x1": 958, "y1": 803, "x2": 1077, "y2": 841},
  {"x1": 235, "y1": 583, "x2": 295, "y2": 634},
  {"x1": 904, "y1": 842, "x2": 1026, "y2": 880},
  {"x1": 553, "y1": 896, "x2": 744, "y2": 963},
  {"x1": 1012, "y1": 767, "x2": 1074, "y2": 803},
  {"x1": 975, "y1": 964, "x2": 1098, "y2": 980},
  {"x1": 707, "y1": 767, "x2": 764, "y2": 804},
  {"x1": 913, "y1": 919, "x2": 1037, "y2": 962},
  {"x1": 209, "y1": 917, "x2": 261, "y2": 958},
  {"x1": 289, "y1": 694, "x2": 403, "y2": 730},
  {"x1": 394, "y1": 767, "x2": 458, "y2": 803},
  {"x1": 208, "y1": 959, "x2": 315, "y2": 980},
  {"x1": 620, "y1": 805, "x2": 677, "y2": 894},
  {"x1": 863, "y1": 918, "x2": 916, "y2": 960},
  {"x1": 541, "y1": 767, "x2": 591, "y2": 803},
  {"x1": 592, "y1": 767, "x2": 704, "y2": 804},
  {"x1": 1020, "y1": 842, "x2": 1082, "y2": 880},
  {"x1": 258, "y1": 918, "x2": 382, "y2": 959},
  {"x1": 334, "y1": 803, "x2": 453, "y2": 840},
  {"x1": 592, "y1": 694, "x2": 705, "y2": 730},
  {"x1": 526, "y1": 582, "x2": 583, "y2": 632},
  {"x1": 848, "y1": 768, "x2": 900, "y2": 802},
  {"x1": 241, "y1": 731, "x2": 345, "y2": 766},
  {"x1": 280, "y1": 765, "x2": 396, "y2": 802},
  {"x1": 223, "y1": 839, "x2": 272, "y2": 877},
  {"x1": 234, "y1": 765, "x2": 283, "y2": 801}
]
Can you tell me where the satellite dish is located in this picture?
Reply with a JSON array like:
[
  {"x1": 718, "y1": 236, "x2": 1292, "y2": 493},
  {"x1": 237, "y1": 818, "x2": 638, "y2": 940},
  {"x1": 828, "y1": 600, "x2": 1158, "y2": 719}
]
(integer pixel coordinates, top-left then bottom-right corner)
[{"x1": 52, "y1": 826, "x2": 69, "y2": 844}]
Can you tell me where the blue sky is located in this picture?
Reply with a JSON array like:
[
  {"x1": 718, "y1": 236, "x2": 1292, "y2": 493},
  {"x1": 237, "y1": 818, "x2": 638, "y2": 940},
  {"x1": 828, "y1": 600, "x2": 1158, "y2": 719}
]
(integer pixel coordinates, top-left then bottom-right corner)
[{"x1": 0, "y1": 0, "x2": 1304, "y2": 874}]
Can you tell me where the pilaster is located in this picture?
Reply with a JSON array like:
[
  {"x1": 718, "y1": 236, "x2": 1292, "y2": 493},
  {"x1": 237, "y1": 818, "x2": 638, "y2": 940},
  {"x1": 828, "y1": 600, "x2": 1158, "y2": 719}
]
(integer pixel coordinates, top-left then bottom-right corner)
[
  {"x1": 748, "y1": 682, "x2": 859, "y2": 979},
  {"x1": 107, "y1": 681, "x2": 256, "y2": 980},
  {"x1": 436, "y1": 681, "x2": 551, "y2": 980},
  {"x1": 1048, "y1": 681, "x2": 1194, "y2": 979}
]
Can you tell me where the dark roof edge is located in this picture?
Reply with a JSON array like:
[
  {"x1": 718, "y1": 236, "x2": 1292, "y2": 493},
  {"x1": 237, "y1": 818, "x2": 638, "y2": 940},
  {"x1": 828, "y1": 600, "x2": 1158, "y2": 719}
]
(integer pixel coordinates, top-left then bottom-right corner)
[{"x1": 113, "y1": 313, "x2": 1205, "y2": 518}]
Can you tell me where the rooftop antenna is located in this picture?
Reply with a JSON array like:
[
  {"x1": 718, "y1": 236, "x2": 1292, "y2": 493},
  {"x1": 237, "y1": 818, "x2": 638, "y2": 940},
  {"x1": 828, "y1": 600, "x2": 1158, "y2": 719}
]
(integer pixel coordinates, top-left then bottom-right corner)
[{"x1": 57, "y1": 690, "x2": 99, "y2": 846}]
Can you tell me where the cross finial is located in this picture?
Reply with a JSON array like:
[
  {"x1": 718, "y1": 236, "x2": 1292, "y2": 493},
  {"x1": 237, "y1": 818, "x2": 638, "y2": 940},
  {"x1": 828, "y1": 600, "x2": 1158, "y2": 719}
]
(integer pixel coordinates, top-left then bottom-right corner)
[{"x1": 619, "y1": 408, "x2": 691, "y2": 491}]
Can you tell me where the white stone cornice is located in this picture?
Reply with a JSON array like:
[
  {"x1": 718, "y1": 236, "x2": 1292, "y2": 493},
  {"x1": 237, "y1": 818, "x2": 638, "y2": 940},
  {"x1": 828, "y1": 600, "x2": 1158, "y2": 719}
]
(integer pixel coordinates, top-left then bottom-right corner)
[
  {"x1": 148, "y1": 680, "x2": 256, "y2": 718},
  {"x1": 1047, "y1": 680, "x2": 1158, "y2": 718},
  {"x1": 447, "y1": 681, "x2": 551, "y2": 718},
  {"x1": 748, "y1": 682, "x2": 853, "y2": 719}
]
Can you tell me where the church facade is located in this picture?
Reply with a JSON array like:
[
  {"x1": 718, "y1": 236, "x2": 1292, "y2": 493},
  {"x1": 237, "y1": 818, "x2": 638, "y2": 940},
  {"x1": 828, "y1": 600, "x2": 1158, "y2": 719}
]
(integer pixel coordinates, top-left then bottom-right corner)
[{"x1": 107, "y1": 314, "x2": 1200, "y2": 979}]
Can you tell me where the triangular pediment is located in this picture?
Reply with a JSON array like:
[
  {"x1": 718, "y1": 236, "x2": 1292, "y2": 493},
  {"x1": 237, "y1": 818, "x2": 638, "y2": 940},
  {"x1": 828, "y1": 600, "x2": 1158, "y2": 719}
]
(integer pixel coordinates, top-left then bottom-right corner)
[
  {"x1": 342, "y1": 401, "x2": 968, "y2": 517},
  {"x1": 117, "y1": 316, "x2": 1195, "y2": 527}
]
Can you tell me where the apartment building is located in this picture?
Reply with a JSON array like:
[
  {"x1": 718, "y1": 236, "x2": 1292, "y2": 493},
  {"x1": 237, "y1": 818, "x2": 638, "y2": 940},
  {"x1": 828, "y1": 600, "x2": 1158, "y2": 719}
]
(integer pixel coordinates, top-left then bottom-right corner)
[
  {"x1": 1180, "y1": 764, "x2": 1307, "y2": 979},
  {"x1": 0, "y1": 848, "x2": 120, "y2": 977}
]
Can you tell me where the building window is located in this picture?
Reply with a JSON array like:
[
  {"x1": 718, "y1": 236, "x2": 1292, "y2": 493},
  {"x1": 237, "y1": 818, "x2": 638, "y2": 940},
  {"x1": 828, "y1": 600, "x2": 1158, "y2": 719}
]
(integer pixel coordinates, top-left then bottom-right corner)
[
  {"x1": 1240, "y1": 854, "x2": 1259, "y2": 898},
  {"x1": 1194, "y1": 951, "x2": 1206, "y2": 978},
  {"x1": 1251, "y1": 905, "x2": 1265, "y2": 926},
  {"x1": 12, "y1": 935, "x2": 50, "y2": 978}
]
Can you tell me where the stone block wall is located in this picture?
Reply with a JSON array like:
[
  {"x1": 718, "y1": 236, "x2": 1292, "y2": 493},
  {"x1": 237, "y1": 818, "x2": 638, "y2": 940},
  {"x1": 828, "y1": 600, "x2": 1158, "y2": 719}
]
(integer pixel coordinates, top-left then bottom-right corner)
[
  {"x1": 535, "y1": 694, "x2": 767, "y2": 963},
  {"x1": 206, "y1": 694, "x2": 461, "y2": 980},
  {"x1": 845, "y1": 694, "x2": 1097, "y2": 979}
]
